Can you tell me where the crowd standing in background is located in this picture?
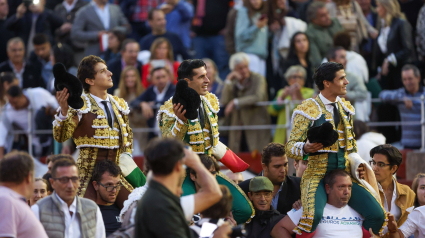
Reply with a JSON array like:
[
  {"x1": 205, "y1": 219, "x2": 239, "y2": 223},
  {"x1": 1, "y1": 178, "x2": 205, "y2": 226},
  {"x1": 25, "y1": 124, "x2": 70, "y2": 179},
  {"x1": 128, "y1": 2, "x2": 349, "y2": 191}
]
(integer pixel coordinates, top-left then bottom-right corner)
[{"x1": 1, "y1": 0, "x2": 425, "y2": 237}]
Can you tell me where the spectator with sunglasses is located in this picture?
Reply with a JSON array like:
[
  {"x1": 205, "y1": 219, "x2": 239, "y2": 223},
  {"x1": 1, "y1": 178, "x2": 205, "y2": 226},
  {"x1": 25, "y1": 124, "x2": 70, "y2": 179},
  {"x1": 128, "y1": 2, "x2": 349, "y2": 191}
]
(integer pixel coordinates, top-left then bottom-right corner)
[
  {"x1": 370, "y1": 144, "x2": 415, "y2": 235},
  {"x1": 31, "y1": 157, "x2": 106, "y2": 238},
  {"x1": 92, "y1": 160, "x2": 124, "y2": 236}
]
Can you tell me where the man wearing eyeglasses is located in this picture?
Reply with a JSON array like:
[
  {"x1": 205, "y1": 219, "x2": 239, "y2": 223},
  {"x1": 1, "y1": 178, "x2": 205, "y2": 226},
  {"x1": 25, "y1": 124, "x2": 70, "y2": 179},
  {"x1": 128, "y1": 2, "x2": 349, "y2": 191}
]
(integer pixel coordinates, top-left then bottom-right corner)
[
  {"x1": 32, "y1": 158, "x2": 106, "y2": 238},
  {"x1": 92, "y1": 160, "x2": 124, "y2": 236},
  {"x1": 244, "y1": 176, "x2": 291, "y2": 238},
  {"x1": 370, "y1": 144, "x2": 415, "y2": 235}
]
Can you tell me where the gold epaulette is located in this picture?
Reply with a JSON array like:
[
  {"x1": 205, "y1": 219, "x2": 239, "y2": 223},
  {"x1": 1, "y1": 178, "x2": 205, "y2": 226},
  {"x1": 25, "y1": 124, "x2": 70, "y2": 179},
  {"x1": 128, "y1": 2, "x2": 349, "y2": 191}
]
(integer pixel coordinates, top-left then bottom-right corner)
[
  {"x1": 291, "y1": 98, "x2": 322, "y2": 124},
  {"x1": 201, "y1": 92, "x2": 220, "y2": 113},
  {"x1": 337, "y1": 97, "x2": 355, "y2": 116}
]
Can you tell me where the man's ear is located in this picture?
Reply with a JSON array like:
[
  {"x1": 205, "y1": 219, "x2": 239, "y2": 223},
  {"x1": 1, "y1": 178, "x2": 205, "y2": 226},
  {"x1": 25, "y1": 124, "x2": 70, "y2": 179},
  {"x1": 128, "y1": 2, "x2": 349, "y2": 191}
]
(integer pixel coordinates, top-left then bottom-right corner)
[
  {"x1": 248, "y1": 192, "x2": 252, "y2": 201},
  {"x1": 92, "y1": 181, "x2": 99, "y2": 191},
  {"x1": 184, "y1": 78, "x2": 190, "y2": 83},
  {"x1": 49, "y1": 178, "x2": 56, "y2": 191},
  {"x1": 294, "y1": 161, "x2": 298, "y2": 170},
  {"x1": 85, "y1": 78, "x2": 95, "y2": 86},
  {"x1": 26, "y1": 172, "x2": 33, "y2": 185},
  {"x1": 390, "y1": 165, "x2": 398, "y2": 175},
  {"x1": 189, "y1": 172, "x2": 196, "y2": 182},
  {"x1": 325, "y1": 184, "x2": 331, "y2": 195},
  {"x1": 261, "y1": 163, "x2": 268, "y2": 175}
]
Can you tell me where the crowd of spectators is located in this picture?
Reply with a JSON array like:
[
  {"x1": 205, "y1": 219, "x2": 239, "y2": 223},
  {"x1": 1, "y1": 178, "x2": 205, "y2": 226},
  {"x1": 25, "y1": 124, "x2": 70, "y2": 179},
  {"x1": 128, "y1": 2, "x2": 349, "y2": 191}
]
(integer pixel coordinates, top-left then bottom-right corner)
[
  {"x1": 0, "y1": 0, "x2": 425, "y2": 235},
  {"x1": 0, "y1": 0, "x2": 424, "y2": 157}
]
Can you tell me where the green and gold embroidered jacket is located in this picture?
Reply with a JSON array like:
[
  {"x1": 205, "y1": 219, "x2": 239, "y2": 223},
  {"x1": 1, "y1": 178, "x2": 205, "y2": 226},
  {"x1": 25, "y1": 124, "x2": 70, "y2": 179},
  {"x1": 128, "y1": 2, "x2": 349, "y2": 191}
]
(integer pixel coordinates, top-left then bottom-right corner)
[
  {"x1": 52, "y1": 93, "x2": 133, "y2": 196},
  {"x1": 158, "y1": 92, "x2": 220, "y2": 155},
  {"x1": 286, "y1": 96, "x2": 357, "y2": 160}
]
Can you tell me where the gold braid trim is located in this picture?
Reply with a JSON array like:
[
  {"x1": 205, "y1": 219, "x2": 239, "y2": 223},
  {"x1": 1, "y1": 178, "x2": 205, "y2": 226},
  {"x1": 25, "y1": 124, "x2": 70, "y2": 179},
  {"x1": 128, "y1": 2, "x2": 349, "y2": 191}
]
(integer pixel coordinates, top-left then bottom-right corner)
[
  {"x1": 77, "y1": 147, "x2": 99, "y2": 197},
  {"x1": 216, "y1": 172, "x2": 255, "y2": 223},
  {"x1": 298, "y1": 153, "x2": 329, "y2": 232}
]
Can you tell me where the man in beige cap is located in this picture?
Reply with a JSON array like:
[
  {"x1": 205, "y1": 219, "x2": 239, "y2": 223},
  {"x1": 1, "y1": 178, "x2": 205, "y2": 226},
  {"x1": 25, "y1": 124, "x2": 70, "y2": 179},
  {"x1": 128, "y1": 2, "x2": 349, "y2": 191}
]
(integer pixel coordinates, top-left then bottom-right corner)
[{"x1": 245, "y1": 177, "x2": 291, "y2": 238}]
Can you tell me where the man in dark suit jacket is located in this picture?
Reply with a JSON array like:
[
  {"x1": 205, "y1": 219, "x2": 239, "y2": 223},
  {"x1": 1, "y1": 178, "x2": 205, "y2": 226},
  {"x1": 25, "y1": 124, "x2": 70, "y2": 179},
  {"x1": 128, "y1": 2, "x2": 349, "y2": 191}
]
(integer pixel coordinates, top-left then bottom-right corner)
[
  {"x1": 238, "y1": 142, "x2": 301, "y2": 216},
  {"x1": 130, "y1": 67, "x2": 175, "y2": 139},
  {"x1": 0, "y1": 0, "x2": 14, "y2": 63},
  {"x1": 0, "y1": 37, "x2": 45, "y2": 89},
  {"x1": 107, "y1": 39, "x2": 143, "y2": 94},
  {"x1": 4, "y1": 1, "x2": 64, "y2": 57}
]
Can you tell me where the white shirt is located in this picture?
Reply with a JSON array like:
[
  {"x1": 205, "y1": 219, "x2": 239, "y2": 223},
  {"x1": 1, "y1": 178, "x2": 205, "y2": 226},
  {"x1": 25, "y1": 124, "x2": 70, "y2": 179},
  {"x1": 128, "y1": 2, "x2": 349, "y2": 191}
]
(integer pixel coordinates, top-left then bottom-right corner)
[
  {"x1": 31, "y1": 194, "x2": 106, "y2": 238},
  {"x1": 90, "y1": 93, "x2": 115, "y2": 126},
  {"x1": 288, "y1": 204, "x2": 364, "y2": 238},
  {"x1": 153, "y1": 82, "x2": 170, "y2": 103},
  {"x1": 8, "y1": 61, "x2": 25, "y2": 87},
  {"x1": 379, "y1": 179, "x2": 402, "y2": 235},
  {"x1": 399, "y1": 206, "x2": 425, "y2": 238},
  {"x1": 377, "y1": 20, "x2": 398, "y2": 66},
  {"x1": 319, "y1": 93, "x2": 339, "y2": 116},
  {"x1": 63, "y1": 0, "x2": 77, "y2": 13},
  {"x1": 91, "y1": 1, "x2": 110, "y2": 30},
  {"x1": 0, "y1": 88, "x2": 59, "y2": 147}
]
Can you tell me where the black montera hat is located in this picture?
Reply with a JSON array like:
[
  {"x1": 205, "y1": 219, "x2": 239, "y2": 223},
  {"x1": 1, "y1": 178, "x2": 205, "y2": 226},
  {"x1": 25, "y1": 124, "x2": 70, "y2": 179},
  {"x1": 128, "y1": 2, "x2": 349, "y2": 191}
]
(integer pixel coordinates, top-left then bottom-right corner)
[
  {"x1": 172, "y1": 80, "x2": 201, "y2": 120},
  {"x1": 307, "y1": 122, "x2": 339, "y2": 148},
  {"x1": 53, "y1": 63, "x2": 84, "y2": 109}
]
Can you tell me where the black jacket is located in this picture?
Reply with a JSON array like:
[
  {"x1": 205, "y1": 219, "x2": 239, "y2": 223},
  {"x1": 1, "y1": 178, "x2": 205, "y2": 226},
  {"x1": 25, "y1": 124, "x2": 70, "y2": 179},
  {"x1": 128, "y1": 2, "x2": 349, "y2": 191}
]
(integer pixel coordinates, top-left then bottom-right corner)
[
  {"x1": 245, "y1": 207, "x2": 284, "y2": 238},
  {"x1": 373, "y1": 17, "x2": 415, "y2": 71},
  {"x1": 0, "y1": 19, "x2": 14, "y2": 63},
  {"x1": 4, "y1": 9, "x2": 64, "y2": 46},
  {"x1": 238, "y1": 175, "x2": 301, "y2": 216},
  {"x1": 107, "y1": 57, "x2": 143, "y2": 94},
  {"x1": 0, "y1": 61, "x2": 46, "y2": 89}
]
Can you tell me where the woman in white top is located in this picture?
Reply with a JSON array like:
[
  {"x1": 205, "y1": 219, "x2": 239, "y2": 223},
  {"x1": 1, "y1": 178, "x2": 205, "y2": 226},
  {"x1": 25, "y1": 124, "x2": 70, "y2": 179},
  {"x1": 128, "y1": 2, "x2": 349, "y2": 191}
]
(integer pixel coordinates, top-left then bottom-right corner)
[{"x1": 373, "y1": 0, "x2": 414, "y2": 90}]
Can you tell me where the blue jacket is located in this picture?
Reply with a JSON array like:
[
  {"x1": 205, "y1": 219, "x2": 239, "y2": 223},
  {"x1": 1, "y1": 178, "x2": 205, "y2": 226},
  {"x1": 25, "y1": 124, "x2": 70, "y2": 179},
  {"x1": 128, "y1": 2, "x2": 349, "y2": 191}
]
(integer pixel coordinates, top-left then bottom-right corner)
[
  {"x1": 380, "y1": 86, "x2": 425, "y2": 148},
  {"x1": 130, "y1": 84, "x2": 176, "y2": 131}
]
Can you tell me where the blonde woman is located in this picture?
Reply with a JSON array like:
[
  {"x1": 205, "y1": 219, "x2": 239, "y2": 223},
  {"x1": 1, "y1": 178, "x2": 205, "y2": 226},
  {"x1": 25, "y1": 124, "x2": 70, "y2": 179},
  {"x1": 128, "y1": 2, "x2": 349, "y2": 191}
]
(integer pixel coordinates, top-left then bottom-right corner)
[
  {"x1": 326, "y1": 0, "x2": 378, "y2": 52},
  {"x1": 373, "y1": 0, "x2": 414, "y2": 90},
  {"x1": 114, "y1": 66, "x2": 147, "y2": 153},
  {"x1": 141, "y1": 37, "x2": 180, "y2": 88}
]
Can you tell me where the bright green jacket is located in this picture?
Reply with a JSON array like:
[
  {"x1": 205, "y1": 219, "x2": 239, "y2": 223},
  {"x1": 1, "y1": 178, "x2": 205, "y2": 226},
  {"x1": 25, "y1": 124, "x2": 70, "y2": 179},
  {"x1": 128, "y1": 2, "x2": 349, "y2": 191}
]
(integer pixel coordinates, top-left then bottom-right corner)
[{"x1": 268, "y1": 87, "x2": 315, "y2": 144}]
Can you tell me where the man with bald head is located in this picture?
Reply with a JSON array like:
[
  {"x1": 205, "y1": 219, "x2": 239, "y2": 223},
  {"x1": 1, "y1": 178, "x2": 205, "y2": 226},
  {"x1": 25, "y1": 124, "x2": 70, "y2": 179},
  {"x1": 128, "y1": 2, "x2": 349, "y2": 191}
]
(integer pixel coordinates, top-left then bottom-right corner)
[{"x1": 0, "y1": 37, "x2": 45, "y2": 89}]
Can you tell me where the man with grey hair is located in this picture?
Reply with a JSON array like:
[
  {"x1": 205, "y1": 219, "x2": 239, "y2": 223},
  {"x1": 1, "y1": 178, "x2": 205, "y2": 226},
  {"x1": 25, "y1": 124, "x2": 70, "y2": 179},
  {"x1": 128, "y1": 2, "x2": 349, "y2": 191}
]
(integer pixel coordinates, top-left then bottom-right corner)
[
  {"x1": 379, "y1": 64, "x2": 425, "y2": 149},
  {"x1": 221, "y1": 52, "x2": 271, "y2": 153},
  {"x1": 305, "y1": 2, "x2": 343, "y2": 67},
  {"x1": 0, "y1": 37, "x2": 45, "y2": 89}
]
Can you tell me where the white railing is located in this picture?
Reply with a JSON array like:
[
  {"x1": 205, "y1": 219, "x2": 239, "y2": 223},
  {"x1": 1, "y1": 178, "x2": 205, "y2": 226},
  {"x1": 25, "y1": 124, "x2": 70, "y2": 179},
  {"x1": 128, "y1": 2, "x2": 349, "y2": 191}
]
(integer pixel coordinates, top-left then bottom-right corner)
[{"x1": 4, "y1": 95, "x2": 425, "y2": 157}]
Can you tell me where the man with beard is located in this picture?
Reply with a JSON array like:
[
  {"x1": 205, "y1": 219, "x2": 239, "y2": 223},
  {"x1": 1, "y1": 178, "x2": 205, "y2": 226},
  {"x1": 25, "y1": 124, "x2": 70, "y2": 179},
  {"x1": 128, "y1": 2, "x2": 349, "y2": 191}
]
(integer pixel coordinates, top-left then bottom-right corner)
[
  {"x1": 92, "y1": 160, "x2": 124, "y2": 236},
  {"x1": 279, "y1": 169, "x2": 366, "y2": 238},
  {"x1": 31, "y1": 158, "x2": 106, "y2": 237},
  {"x1": 239, "y1": 142, "x2": 301, "y2": 216}
]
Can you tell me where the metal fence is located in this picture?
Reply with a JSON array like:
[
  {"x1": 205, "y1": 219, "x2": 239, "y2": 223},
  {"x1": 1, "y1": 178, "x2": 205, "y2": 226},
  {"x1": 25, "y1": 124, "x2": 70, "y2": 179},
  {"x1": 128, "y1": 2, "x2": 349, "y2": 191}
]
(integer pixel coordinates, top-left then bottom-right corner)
[{"x1": 4, "y1": 95, "x2": 425, "y2": 157}]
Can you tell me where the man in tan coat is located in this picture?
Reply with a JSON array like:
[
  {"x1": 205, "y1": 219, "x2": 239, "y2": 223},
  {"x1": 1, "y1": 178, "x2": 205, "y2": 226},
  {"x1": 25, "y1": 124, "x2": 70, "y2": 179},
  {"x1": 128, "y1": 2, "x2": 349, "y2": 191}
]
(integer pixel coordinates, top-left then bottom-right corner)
[{"x1": 221, "y1": 52, "x2": 271, "y2": 153}]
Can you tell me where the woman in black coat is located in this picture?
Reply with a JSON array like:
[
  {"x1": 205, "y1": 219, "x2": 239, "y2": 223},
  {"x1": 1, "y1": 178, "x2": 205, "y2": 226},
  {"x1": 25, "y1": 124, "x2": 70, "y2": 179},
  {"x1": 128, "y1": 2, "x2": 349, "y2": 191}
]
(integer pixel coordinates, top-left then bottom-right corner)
[
  {"x1": 373, "y1": 0, "x2": 415, "y2": 89},
  {"x1": 280, "y1": 32, "x2": 314, "y2": 89}
]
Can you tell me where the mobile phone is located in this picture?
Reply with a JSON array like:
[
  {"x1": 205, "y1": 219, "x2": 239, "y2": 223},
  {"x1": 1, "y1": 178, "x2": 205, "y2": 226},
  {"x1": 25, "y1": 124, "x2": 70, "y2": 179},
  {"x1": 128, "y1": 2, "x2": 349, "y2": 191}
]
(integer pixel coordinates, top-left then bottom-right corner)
[
  {"x1": 150, "y1": 59, "x2": 166, "y2": 69},
  {"x1": 259, "y1": 14, "x2": 267, "y2": 20}
]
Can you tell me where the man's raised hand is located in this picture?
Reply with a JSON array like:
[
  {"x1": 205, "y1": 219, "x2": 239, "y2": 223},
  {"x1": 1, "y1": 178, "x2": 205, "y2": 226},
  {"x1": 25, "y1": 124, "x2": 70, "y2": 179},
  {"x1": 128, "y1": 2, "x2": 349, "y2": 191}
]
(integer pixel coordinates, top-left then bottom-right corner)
[
  {"x1": 173, "y1": 103, "x2": 188, "y2": 123},
  {"x1": 56, "y1": 88, "x2": 69, "y2": 116}
]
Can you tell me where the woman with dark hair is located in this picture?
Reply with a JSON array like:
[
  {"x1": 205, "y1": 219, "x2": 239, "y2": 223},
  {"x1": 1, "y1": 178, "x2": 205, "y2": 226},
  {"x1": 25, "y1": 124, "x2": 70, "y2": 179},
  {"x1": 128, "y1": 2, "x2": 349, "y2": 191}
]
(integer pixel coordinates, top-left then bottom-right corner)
[
  {"x1": 280, "y1": 32, "x2": 314, "y2": 89},
  {"x1": 100, "y1": 30, "x2": 126, "y2": 63},
  {"x1": 412, "y1": 173, "x2": 425, "y2": 208}
]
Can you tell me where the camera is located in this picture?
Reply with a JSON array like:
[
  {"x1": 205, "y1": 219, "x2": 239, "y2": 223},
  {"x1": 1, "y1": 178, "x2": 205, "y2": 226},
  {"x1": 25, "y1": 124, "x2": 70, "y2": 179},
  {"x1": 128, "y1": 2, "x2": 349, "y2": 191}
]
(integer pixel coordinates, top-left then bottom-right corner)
[
  {"x1": 230, "y1": 225, "x2": 247, "y2": 238},
  {"x1": 23, "y1": 0, "x2": 40, "y2": 8}
]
